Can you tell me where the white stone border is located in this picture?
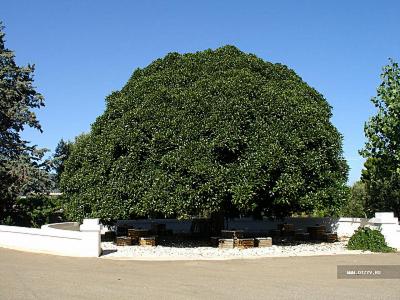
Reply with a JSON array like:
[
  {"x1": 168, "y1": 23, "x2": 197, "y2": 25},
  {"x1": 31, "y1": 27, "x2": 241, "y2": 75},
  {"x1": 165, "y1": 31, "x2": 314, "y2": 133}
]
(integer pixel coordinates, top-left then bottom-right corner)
[{"x1": 0, "y1": 219, "x2": 101, "y2": 257}]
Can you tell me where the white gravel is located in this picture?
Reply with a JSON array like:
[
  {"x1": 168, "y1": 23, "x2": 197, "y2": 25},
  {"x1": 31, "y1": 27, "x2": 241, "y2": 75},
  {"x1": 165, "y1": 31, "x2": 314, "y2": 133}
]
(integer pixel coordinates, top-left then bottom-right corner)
[{"x1": 101, "y1": 241, "x2": 372, "y2": 260}]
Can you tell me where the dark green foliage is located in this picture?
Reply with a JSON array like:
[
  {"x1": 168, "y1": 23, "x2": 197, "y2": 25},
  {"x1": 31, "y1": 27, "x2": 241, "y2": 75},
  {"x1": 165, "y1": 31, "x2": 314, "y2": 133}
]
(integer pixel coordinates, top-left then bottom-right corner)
[
  {"x1": 53, "y1": 139, "x2": 71, "y2": 188},
  {"x1": 61, "y1": 46, "x2": 348, "y2": 223},
  {"x1": 361, "y1": 60, "x2": 400, "y2": 217},
  {"x1": 340, "y1": 181, "x2": 367, "y2": 217},
  {"x1": 347, "y1": 227, "x2": 395, "y2": 252},
  {"x1": 4, "y1": 194, "x2": 65, "y2": 228},
  {"x1": 361, "y1": 158, "x2": 400, "y2": 217},
  {"x1": 0, "y1": 22, "x2": 50, "y2": 222}
]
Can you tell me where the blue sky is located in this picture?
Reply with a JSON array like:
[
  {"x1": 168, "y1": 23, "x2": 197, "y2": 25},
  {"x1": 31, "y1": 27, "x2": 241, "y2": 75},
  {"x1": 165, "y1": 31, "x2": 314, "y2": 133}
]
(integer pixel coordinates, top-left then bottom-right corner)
[{"x1": 2, "y1": 1, "x2": 400, "y2": 184}]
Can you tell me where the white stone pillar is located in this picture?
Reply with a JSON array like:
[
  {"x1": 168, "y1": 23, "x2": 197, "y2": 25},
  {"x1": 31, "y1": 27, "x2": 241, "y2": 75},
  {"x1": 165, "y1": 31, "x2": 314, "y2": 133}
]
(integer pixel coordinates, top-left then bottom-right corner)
[
  {"x1": 370, "y1": 212, "x2": 400, "y2": 251},
  {"x1": 80, "y1": 219, "x2": 102, "y2": 257}
]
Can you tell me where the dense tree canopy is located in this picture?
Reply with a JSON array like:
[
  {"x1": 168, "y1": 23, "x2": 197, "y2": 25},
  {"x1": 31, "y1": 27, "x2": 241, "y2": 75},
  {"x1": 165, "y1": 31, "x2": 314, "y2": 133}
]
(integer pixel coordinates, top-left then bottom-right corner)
[
  {"x1": 61, "y1": 46, "x2": 348, "y2": 222},
  {"x1": 0, "y1": 23, "x2": 50, "y2": 223},
  {"x1": 361, "y1": 60, "x2": 400, "y2": 216}
]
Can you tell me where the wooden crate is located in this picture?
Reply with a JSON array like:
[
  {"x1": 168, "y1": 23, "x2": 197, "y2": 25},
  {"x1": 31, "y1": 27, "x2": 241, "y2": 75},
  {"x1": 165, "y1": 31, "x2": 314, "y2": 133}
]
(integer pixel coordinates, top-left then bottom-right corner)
[
  {"x1": 307, "y1": 225, "x2": 326, "y2": 241},
  {"x1": 139, "y1": 237, "x2": 156, "y2": 247},
  {"x1": 218, "y1": 239, "x2": 234, "y2": 249},
  {"x1": 234, "y1": 238, "x2": 255, "y2": 249},
  {"x1": 128, "y1": 228, "x2": 150, "y2": 239},
  {"x1": 115, "y1": 236, "x2": 132, "y2": 246},
  {"x1": 255, "y1": 237, "x2": 272, "y2": 247},
  {"x1": 323, "y1": 233, "x2": 338, "y2": 243},
  {"x1": 221, "y1": 230, "x2": 244, "y2": 239}
]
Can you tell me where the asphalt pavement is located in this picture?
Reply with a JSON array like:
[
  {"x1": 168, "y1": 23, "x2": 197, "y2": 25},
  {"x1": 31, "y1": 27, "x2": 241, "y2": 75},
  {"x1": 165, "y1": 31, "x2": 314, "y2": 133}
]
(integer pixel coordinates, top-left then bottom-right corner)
[{"x1": 0, "y1": 247, "x2": 399, "y2": 299}]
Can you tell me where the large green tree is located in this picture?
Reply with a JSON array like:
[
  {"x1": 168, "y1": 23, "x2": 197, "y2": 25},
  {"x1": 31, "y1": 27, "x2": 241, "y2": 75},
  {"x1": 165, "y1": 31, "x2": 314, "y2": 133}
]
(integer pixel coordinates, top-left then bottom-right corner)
[
  {"x1": 0, "y1": 23, "x2": 50, "y2": 223},
  {"x1": 61, "y1": 46, "x2": 348, "y2": 223},
  {"x1": 361, "y1": 59, "x2": 400, "y2": 216}
]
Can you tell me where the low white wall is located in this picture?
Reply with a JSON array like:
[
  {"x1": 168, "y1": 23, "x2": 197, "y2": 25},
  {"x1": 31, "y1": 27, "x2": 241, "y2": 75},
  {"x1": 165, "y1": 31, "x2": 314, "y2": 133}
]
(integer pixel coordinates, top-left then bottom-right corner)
[
  {"x1": 334, "y1": 218, "x2": 371, "y2": 237},
  {"x1": 0, "y1": 219, "x2": 101, "y2": 257},
  {"x1": 370, "y1": 212, "x2": 400, "y2": 250}
]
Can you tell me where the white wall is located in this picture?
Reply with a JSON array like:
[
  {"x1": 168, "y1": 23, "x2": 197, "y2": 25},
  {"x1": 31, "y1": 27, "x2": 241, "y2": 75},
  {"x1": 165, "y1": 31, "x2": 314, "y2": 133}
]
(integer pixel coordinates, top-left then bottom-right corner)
[{"x1": 0, "y1": 219, "x2": 101, "y2": 257}]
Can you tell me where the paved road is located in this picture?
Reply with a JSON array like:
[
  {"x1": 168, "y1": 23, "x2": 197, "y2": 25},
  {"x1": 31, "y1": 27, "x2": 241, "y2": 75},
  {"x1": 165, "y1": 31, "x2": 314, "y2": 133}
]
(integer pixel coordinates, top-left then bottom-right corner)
[{"x1": 0, "y1": 247, "x2": 399, "y2": 300}]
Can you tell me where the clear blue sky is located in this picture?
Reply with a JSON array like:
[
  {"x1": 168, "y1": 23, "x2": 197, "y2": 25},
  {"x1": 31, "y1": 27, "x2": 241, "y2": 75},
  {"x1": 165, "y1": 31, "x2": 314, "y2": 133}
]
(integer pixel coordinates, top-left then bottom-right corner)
[{"x1": 2, "y1": 1, "x2": 400, "y2": 184}]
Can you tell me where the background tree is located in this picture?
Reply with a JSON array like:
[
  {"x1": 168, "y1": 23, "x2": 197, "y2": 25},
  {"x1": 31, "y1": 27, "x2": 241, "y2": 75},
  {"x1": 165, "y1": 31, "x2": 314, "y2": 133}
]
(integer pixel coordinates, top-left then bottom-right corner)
[
  {"x1": 361, "y1": 60, "x2": 400, "y2": 216},
  {"x1": 0, "y1": 22, "x2": 49, "y2": 223},
  {"x1": 340, "y1": 181, "x2": 366, "y2": 217},
  {"x1": 53, "y1": 139, "x2": 71, "y2": 189},
  {"x1": 61, "y1": 46, "x2": 349, "y2": 223}
]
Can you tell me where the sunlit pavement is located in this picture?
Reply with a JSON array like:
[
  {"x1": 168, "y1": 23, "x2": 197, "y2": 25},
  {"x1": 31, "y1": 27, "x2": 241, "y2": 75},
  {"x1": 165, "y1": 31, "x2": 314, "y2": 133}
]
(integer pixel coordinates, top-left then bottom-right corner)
[{"x1": 1, "y1": 247, "x2": 399, "y2": 299}]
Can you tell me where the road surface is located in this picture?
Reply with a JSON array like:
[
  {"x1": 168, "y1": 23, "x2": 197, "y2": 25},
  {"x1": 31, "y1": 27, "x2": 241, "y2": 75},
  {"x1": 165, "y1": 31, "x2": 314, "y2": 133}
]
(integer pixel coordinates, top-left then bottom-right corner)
[{"x1": 0, "y1": 247, "x2": 399, "y2": 299}]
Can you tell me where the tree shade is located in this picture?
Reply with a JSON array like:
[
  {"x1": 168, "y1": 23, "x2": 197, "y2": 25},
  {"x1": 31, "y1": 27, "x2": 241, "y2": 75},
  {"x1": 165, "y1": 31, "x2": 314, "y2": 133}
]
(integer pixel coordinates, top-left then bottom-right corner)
[{"x1": 61, "y1": 46, "x2": 348, "y2": 223}]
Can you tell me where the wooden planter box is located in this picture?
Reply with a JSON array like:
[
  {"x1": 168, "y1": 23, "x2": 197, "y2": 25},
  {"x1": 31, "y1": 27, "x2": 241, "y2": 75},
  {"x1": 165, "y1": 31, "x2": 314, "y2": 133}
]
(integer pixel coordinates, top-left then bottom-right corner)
[
  {"x1": 307, "y1": 225, "x2": 326, "y2": 241},
  {"x1": 115, "y1": 236, "x2": 133, "y2": 246},
  {"x1": 323, "y1": 233, "x2": 338, "y2": 243},
  {"x1": 128, "y1": 229, "x2": 150, "y2": 240},
  {"x1": 139, "y1": 237, "x2": 156, "y2": 247},
  {"x1": 255, "y1": 237, "x2": 272, "y2": 247},
  {"x1": 234, "y1": 238, "x2": 255, "y2": 249},
  {"x1": 218, "y1": 239, "x2": 234, "y2": 249},
  {"x1": 221, "y1": 230, "x2": 244, "y2": 239}
]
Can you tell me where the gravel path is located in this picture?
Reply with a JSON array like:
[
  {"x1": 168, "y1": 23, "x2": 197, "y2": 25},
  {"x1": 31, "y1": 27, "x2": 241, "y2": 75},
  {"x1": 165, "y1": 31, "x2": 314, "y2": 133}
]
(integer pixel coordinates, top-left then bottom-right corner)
[{"x1": 101, "y1": 241, "x2": 371, "y2": 260}]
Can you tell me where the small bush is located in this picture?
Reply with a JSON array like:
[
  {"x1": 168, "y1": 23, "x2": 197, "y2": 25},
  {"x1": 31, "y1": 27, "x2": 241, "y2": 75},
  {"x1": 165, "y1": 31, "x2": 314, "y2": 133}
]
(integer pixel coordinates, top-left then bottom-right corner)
[
  {"x1": 5, "y1": 194, "x2": 65, "y2": 228},
  {"x1": 347, "y1": 227, "x2": 395, "y2": 252}
]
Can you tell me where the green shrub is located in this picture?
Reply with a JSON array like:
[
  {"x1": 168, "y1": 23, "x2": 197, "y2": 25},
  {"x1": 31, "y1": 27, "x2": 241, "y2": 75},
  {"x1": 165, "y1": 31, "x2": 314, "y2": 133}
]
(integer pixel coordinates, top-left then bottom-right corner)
[
  {"x1": 347, "y1": 227, "x2": 395, "y2": 252},
  {"x1": 4, "y1": 194, "x2": 65, "y2": 228}
]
